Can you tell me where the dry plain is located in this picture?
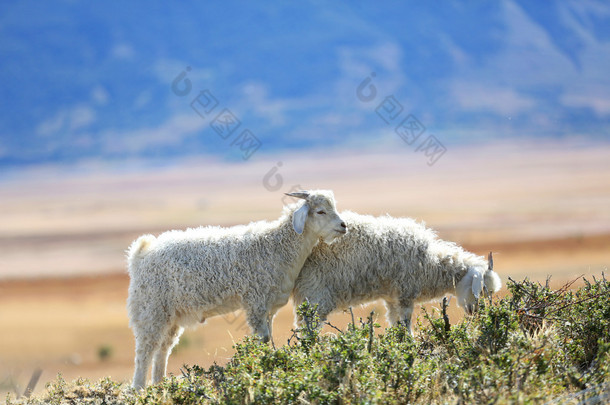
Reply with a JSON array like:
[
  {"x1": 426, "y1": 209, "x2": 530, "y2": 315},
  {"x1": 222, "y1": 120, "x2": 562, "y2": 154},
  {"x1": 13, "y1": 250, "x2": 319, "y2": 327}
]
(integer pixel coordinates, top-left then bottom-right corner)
[{"x1": 1, "y1": 140, "x2": 609, "y2": 398}]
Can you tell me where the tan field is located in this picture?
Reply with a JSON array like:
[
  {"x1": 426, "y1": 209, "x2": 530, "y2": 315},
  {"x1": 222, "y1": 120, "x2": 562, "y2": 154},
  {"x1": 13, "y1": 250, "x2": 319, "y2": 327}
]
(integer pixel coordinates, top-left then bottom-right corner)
[{"x1": 1, "y1": 139, "x2": 609, "y2": 398}]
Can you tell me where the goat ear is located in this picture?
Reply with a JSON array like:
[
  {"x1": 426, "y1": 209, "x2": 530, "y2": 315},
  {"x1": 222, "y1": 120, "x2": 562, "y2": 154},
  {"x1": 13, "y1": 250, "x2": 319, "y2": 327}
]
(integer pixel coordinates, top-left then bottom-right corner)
[
  {"x1": 292, "y1": 203, "x2": 309, "y2": 234},
  {"x1": 285, "y1": 191, "x2": 310, "y2": 200}
]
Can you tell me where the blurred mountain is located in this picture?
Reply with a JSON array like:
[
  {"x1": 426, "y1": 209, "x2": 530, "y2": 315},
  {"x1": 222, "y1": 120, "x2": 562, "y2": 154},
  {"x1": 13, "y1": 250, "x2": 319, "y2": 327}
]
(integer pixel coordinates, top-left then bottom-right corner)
[{"x1": 0, "y1": 0, "x2": 609, "y2": 167}]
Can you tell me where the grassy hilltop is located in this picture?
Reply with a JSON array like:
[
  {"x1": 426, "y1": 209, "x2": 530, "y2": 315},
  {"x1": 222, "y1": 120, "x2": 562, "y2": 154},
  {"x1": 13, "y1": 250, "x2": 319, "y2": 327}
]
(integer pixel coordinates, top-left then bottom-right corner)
[{"x1": 7, "y1": 276, "x2": 610, "y2": 404}]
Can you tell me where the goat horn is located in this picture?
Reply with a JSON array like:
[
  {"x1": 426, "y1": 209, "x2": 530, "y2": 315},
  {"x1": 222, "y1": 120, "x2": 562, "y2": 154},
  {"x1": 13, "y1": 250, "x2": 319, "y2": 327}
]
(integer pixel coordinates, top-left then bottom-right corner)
[{"x1": 284, "y1": 191, "x2": 310, "y2": 200}]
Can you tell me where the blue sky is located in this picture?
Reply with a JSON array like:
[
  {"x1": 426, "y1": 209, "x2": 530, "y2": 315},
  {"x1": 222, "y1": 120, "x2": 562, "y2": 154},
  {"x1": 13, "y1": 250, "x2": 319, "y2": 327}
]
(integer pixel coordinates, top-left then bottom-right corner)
[{"x1": 0, "y1": 1, "x2": 609, "y2": 167}]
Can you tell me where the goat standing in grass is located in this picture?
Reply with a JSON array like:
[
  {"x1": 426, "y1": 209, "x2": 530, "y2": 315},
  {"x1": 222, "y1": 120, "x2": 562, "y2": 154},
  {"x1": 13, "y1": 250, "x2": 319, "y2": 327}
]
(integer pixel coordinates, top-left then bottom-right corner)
[
  {"x1": 292, "y1": 211, "x2": 501, "y2": 335},
  {"x1": 127, "y1": 190, "x2": 347, "y2": 388}
]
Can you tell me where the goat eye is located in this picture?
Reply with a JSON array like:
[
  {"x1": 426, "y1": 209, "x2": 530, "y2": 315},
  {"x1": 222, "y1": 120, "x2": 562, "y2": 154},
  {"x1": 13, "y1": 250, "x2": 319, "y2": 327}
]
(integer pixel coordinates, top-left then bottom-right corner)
[{"x1": 316, "y1": 210, "x2": 326, "y2": 215}]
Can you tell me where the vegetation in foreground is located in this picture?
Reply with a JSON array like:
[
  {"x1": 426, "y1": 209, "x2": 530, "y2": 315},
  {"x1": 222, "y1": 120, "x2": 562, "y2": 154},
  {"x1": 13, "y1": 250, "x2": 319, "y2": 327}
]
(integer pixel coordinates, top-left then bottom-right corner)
[{"x1": 7, "y1": 276, "x2": 610, "y2": 404}]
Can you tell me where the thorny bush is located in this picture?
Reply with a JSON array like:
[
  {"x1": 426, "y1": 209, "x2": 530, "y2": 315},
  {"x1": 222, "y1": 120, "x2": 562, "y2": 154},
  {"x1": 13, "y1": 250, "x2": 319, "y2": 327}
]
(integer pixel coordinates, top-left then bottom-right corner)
[{"x1": 8, "y1": 275, "x2": 610, "y2": 404}]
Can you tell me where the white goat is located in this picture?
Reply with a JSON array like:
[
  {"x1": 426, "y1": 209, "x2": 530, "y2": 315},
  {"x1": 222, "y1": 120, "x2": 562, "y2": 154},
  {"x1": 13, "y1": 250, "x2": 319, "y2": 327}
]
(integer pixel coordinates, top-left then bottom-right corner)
[
  {"x1": 127, "y1": 190, "x2": 347, "y2": 388},
  {"x1": 292, "y1": 211, "x2": 502, "y2": 335}
]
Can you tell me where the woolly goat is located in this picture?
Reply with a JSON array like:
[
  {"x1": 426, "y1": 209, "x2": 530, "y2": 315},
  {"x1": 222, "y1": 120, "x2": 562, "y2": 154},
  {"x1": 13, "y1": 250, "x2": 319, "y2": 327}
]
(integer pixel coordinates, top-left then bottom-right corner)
[
  {"x1": 292, "y1": 211, "x2": 501, "y2": 335},
  {"x1": 127, "y1": 190, "x2": 346, "y2": 388}
]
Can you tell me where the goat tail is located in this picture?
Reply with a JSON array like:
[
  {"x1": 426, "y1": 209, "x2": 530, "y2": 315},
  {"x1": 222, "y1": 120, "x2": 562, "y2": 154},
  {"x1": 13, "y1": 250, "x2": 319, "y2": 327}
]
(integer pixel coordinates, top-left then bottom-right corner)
[{"x1": 126, "y1": 234, "x2": 156, "y2": 275}]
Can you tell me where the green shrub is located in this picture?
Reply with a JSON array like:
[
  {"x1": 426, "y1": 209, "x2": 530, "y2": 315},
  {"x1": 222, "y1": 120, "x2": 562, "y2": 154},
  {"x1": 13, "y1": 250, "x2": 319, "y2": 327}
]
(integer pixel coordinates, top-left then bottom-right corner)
[
  {"x1": 97, "y1": 344, "x2": 114, "y2": 362},
  {"x1": 10, "y1": 275, "x2": 610, "y2": 404}
]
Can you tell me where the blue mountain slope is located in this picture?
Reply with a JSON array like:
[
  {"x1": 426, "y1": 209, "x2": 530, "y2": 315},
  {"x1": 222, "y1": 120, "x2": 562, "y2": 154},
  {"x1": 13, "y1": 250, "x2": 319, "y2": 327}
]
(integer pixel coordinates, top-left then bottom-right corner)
[{"x1": 0, "y1": 1, "x2": 608, "y2": 167}]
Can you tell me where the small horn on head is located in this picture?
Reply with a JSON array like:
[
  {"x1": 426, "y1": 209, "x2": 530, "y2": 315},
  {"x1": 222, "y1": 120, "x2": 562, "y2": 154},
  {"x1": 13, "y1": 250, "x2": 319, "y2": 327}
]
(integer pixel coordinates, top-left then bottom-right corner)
[
  {"x1": 488, "y1": 252, "x2": 493, "y2": 271},
  {"x1": 284, "y1": 191, "x2": 310, "y2": 200}
]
